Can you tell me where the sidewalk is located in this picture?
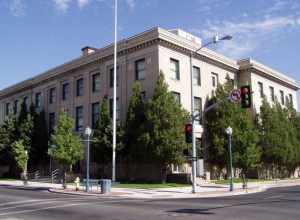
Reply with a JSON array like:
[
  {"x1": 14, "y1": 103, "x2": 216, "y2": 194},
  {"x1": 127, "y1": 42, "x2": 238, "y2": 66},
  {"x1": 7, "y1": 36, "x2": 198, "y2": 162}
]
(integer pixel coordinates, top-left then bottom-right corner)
[{"x1": 1, "y1": 179, "x2": 300, "y2": 199}]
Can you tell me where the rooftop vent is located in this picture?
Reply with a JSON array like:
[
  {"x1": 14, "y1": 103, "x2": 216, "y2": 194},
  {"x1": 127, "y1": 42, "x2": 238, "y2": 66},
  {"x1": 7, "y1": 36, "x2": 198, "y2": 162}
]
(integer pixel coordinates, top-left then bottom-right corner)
[{"x1": 81, "y1": 46, "x2": 97, "y2": 56}]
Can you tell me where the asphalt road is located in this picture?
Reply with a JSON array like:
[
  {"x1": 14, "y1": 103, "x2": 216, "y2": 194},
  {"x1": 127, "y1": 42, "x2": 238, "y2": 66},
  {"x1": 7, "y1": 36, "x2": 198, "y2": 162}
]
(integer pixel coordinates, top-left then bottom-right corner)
[{"x1": 0, "y1": 185, "x2": 300, "y2": 220}]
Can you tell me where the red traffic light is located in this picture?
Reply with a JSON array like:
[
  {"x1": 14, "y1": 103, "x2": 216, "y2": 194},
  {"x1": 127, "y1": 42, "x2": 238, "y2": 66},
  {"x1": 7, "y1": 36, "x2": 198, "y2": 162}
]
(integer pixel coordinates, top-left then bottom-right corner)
[{"x1": 185, "y1": 124, "x2": 193, "y2": 133}]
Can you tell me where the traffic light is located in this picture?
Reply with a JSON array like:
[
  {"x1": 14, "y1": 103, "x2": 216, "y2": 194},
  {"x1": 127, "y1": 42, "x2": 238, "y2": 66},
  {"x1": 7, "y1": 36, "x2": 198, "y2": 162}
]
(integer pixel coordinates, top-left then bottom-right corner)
[
  {"x1": 185, "y1": 123, "x2": 193, "y2": 143},
  {"x1": 240, "y1": 85, "x2": 252, "y2": 108}
]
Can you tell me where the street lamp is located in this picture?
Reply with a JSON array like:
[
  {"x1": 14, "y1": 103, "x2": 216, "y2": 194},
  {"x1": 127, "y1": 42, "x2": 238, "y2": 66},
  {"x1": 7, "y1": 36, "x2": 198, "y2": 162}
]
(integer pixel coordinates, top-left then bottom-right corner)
[
  {"x1": 85, "y1": 126, "x2": 92, "y2": 192},
  {"x1": 226, "y1": 127, "x2": 234, "y2": 192},
  {"x1": 189, "y1": 34, "x2": 232, "y2": 194},
  {"x1": 24, "y1": 150, "x2": 28, "y2": 186}
]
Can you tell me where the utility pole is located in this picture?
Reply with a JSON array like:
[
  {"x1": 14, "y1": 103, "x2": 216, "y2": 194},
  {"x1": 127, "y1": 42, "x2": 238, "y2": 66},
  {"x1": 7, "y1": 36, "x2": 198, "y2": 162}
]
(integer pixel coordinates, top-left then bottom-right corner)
[{"x1": 112, "y1": 0, "x2": 118, "y2": 182}]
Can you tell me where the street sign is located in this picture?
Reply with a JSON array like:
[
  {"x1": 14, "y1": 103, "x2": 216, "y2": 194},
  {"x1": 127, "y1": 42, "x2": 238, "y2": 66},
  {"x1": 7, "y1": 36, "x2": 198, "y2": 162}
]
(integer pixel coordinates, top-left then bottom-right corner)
[{"x1": 230, "y1": 89, "x2": 241, "y2": 103}]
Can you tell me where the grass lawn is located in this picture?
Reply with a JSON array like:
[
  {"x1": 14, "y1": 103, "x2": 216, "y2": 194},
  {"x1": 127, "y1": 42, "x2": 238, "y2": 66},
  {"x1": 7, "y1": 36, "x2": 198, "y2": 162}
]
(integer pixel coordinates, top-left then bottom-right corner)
[{"x1": 112, "y1": 183, "x2": 190, "y2": 189}]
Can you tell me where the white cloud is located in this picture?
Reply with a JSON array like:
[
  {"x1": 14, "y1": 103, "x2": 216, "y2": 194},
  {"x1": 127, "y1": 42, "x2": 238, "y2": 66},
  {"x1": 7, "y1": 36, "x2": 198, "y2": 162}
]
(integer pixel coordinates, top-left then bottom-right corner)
[
  {"x1": 195, "y1": 16, "x2": 300, "y2": 58},
  {"x1": 9, "y1": 0, "x2": 25, "y2": 17},
  {"x1": 53, "y1": 0, "x2": 72, "y2": 12},
  {"x1": 78, "y1": 0, "x2": 90, "y2": 9}
]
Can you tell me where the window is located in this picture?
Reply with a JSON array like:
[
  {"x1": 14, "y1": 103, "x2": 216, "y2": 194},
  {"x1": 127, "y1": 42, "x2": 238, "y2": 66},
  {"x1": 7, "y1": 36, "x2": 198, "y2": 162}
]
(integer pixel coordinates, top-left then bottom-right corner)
[
  {"x1": 13, "y1": 100, "x2": 18, "y2": 114},
  {"x1": 35, "y1": 93, "x2": 42, "y2": 108},
  {"x1": 194, "y1": 97, "x2": 202, "y2": 125},
  {"x1": 269, "y1": 86, "x2": 275, "y2": 102},
  {"x1": 170, "y1": 58, "x2": 180, "y2": 80},
  {"x1": 76, "y1": 78, "x2": 84, "y2": 97},
  {"x1": 135, "y1": 59, "x2": 146, "y2": 80},
  {"x1": 193, "y1": 66, "x2": 201, "y2": 86},
  {"x1": 23, "y1": 96, "x2": 29, "y2": 110},
  {"x1": 92, "y1": 102, "x2": 100, "y2": 129},
  {"x1": 289, "y1": 94, "x2": 293, "y2": 107},
  {"x1": 49, "y1": 113, "x2": 56, "y2": 134},
  {"x1": 92, "y1": 73, "x2": 101, "y2": 92},
  {"x1": 109, "y1": 67, "x2": 119, "y2": 88},
  {"x1": 212, "y1": 73, "x2": 219, "y2": 88},
  {"x1": 75, "y1": 106, "x2": 84, "y2": 132},
  {"x1": 280, "y1": 90, "x2": 284, "y2": 105},
  {"x1": 109, "y1": 98, "x2": 120, "y2": 120},
  {"x1": 258, "y1": 82, "x2": 264, "y2": 98},
  {"x1": 49, "y1": 88, "x2": 56, "y2": 104},
  {"x1": 5, "y1": 103, "x2": 10, "y2": 116},
  {"x1": 172, "y1": 92, "x2": 181, "y2": 104},
  {"x1": 62, "y1": 83, "x2": 69, "y2": 101}
]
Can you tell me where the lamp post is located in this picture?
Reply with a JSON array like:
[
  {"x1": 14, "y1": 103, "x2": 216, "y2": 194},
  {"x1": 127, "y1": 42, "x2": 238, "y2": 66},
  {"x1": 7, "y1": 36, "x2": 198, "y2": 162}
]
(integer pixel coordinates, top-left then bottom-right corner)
[
  {"x1": 112, "y1": 0, "x2": 118, "y2": 183},
  {"x1": 24, "y1": 150, "x2": 28, "y2": 186},
  {"x1": 189, "y1": 34, "x2": 232, "y2": 194},
  {"x1": 85, "y1": 126, "x2": 92, "y2": 192},
  {"x1": 226, "y1": 127, "x2": 234, "y2": 192}
]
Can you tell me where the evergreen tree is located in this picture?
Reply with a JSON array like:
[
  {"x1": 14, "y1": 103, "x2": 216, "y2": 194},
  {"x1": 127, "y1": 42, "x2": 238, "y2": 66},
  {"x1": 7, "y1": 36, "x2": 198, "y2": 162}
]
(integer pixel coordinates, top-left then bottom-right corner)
[
  {"x1": 48, "y1": 111, "x2": 84, "y2": 187},
  {"x1": 92, "y1": 97, "x2": 123, "y2": 164},
  {"x1": 123, "y1": 82, "x2": 147, "y2": 162},
  {"x1": 141, "y1": 72, "x2": 190, "y2": 181}
]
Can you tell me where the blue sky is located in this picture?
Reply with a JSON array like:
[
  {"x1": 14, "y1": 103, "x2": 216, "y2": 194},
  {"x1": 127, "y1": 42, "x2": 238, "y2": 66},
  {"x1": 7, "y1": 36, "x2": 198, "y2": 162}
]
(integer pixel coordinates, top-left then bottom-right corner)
[{"x1": 1, "y1": 0, "x2": 300, "y2": 104}]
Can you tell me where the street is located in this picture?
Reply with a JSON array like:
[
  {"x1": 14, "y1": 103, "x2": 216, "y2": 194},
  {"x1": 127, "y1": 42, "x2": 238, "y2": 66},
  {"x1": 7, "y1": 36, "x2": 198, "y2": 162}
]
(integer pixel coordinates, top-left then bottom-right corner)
[{"x1": 0, "y1": 185, "x2": 299, "y2": 220}]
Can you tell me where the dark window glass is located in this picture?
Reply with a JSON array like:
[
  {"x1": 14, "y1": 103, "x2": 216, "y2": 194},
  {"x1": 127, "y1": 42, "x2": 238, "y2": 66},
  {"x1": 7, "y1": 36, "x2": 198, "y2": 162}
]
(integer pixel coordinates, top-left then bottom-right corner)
[
  {"x1": 92, "y1": 102, "x2": 100, "y2": 129},
  {"x1": 289, "y1": 94, "x2": 293, "y2": 107},
  {"x1": 258, "y1": 82, "x2": 264, "y2": 98},
  {"x1": 193, "y1": 66, "x2": 201, "y2": 86},
  {"x1": 135, "y1": 59, "x2": 146, "y2": 80},
  {"x1": 280, "y1": 90, "x2": 284, "y2": 105},
  {"x1": 5, "y1": 103, "x2": 10, "y2": 116},
  {"x1": 62, "y1": 83, "x2": 69, "y2": 101},
  {"x1": 14, "y1": 100, "x2": 18, "y2": 114},
  {"x1": 172, "y1": 92, "x2": 181, "y2": 104},
  {"x1": 75, "y1": 106, "x2": 84, "y2": 132},
  {"x1": 49, "y1": 113, "x2": 56, "y2": 134},
  {"x1": 170, "y1": 58, "x2": 180, "y2": 80},
  {"x1": 212, "y1": 73, "x2": 219, "y2": 88},
  {"x1": 109, "y1": 67, "x2": 119, "y2": 88},
  {"x1": 76, "y1": 78, "x2": 84, "y2": 97},
  {"x1": 109, "y1": 98, "x2": 120, "y2": 120},
  {"x1": 270, "y1": 86, "x2": 275, "y2": 102},
  {"x1": 194, "y1": 97, "x2": 202, "y2": 125},
  {"x1": 49, "y1": 88, "x2": 56, "y2": 104},
  {"x1": 23, "y1": 96, "x2": 28, "y2": 110},
  {"x1": 92, "y1": 73, "x2": 101, "y2": 92},
  {"x1": 35, "y1": 93, "x2": 42, "y2": 108}
]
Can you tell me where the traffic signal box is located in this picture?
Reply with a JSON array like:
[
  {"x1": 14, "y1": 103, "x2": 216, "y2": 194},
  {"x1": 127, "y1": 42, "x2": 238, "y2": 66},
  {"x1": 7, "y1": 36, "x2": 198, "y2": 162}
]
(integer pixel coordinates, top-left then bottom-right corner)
[
  {"x1": 240, "y1": 85, "x2": 252, "y2": 108},
  {"x1": 185, "y1": 123, "x2": 193, "y2": 143}
]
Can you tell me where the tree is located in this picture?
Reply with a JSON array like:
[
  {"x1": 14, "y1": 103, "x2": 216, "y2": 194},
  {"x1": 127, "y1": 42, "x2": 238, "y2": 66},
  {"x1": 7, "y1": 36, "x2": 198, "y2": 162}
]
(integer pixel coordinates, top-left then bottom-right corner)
[
  {"x1": 92, "y1": 97, "x2": 123, "y2": 165},
  {"x1": 140, "y1": 72, "x2": 190, "y2": 181},
  {"x1": 123, "y1": 82, "x2": 147, "y2": 162},
  {"x1": 205, "y1": 79, "x2": 260, "y2": 179},
  {"x1": 48, "y1": 111, "x2": 84, "y2": 188},
  {"x1": 12, "y1": 140, "x2": 29, "y2": 184}
]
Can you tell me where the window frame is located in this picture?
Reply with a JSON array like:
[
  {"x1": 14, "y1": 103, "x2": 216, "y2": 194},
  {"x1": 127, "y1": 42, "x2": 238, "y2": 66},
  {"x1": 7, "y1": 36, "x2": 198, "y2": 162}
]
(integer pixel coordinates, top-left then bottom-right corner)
[
  {"x1": 258, "y1": 82, "x2": 264, "y2": 98},
  {"x1": 92, "y1": 102, "x2": 100, "y2": 129},
  {"x1": 280, "y1": 90, "x2": 284, "y2": 105},
  {"x1": 109, "y1": 67, "x2": 119, "y2": 88},
  {"x1": 193, "y1": 66, "x2": 201, "y2": 86},
  {"x1": 49, "y1": 112, "x2": 56, "y2": 134},
  {"x1": 92, "y1": 73, "x2": 101, "y2": 93},
  {"x1": 62, "y1": 82, "x2": 69, "y2": 101},
  {"x1": 269, "y1": 86, "x2": 275, "y2": 102},
  {"x1": 35, "y1": 92, "x2": 42, "y2": 108},
  {"x1": 49, "y1": 87, "x2": 56, "y2": 104},
  {"x1": 76, "y1": 78, "x2": 84, "y2": 97},
  {"x1": 170, "y1": 58, "x2": 180, "y2": 80},
  {"x1": 211, "y1": 73, "x2": 219, "y2": 88},
  {"x1": 135, "y1": 58, "x2": 146, "y2": 80},
  {"x1": 171, "y1": 91, "x2": 181, "y2": 105},
  {"x1": 75, "y1": 106, "x2": 84, "y2": 132}
]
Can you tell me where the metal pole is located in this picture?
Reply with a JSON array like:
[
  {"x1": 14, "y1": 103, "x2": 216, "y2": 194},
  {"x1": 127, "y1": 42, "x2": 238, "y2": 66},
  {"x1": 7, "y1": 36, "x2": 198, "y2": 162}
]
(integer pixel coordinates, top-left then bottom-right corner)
[
  {"x1": 112, "y1": 0, "x2": 118, "y2": 182},
  {"x1": 86, "y1": 134, "x2": 90, "y2": 192},
  {"x1": 228, "y1": 134, "x2": 234, "y2": 192},
  {"x1": 190, "y1": 51, "x2": 197, "y2": 194}
]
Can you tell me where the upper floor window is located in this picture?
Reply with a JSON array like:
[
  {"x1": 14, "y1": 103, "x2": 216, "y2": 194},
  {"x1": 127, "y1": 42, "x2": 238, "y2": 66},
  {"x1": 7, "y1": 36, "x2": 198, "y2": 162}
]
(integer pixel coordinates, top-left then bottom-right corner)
[
  {"x1": 170, "y1": 58, "x2": 180, "y2": 80},
  {"x1": 212, "y1": 73, "x2": 219, "y2": 88},
  {"x1": 5, "y1": 103, "x2": 10, "y2": 116},
  {"x1": 13, "y1": 100, "x2": 18, "y2": 114},
  {"x1": 109, "y1": 67, "x2": 119, "y2": 88},
  {"x1": 269, "y1": 86, "x2": 275, "y2": 102},
  {"x1": 49, "y1": 112, "x2": 56, "y2": 135},
  {"x1": 62, "y1": 82, "x2": 69, "y2": 101},
  {"x1": 194, "y1": 97, "x2": 202, "y2": 125},
  {"x1": 49, "y1": 88, "x2": 56, "y2": 104},
  {"x1": 171, "y1": 92, "x2": 181, "y2": 104},
  {"x1": 76, "y1": 78, "x2": 84, "y2": 97},
  {"x1": 258, "y1": 82, "x2": 264, "y2": 98},
  {"x1": 193, "y1": 66, "x2": 201, "y2": 86},
  {"x1": 289, "y1": 94, "x2": 293, "y2": 107},
  {"x1": 23, "y1": 96, "x2": 29, "y2": 110},
  {"x1": 280, "y1": 90, "x2": 284, "y2": 105},
  {"x1": 92, "y1": 73, "x2": 101, "y2": 92},
  {"x1": 135, "y1": 59, "x2": 146, "y2": 80},
  {"x1": 109, "y1": 98, "x2": 120, "y2": 120},
  {"x1": 35, "y1": 93, "x2": 42, "y2": 108},
  {"x1": 75, "y1": 106, "x2": 84, "y2": 132},
  {"x1": 92, "y1": 102, "x2": 100, "y2": 129}
]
